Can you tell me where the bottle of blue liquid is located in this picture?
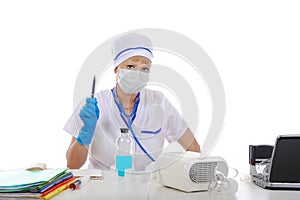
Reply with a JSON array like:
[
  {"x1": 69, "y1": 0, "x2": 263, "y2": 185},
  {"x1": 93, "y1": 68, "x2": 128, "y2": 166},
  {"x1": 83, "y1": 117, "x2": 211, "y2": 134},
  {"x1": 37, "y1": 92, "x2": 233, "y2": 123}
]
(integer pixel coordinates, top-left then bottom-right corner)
[{"x1": 116, "y1": 128, "x2": 133, "y2": 176}]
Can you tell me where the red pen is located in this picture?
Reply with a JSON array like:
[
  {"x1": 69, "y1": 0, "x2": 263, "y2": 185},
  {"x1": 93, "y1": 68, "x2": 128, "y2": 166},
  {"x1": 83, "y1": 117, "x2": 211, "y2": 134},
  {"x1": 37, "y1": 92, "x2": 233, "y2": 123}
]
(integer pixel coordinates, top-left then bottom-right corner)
[{"x1": 69, "y1": 179, "x2": 82, "y2": 190}]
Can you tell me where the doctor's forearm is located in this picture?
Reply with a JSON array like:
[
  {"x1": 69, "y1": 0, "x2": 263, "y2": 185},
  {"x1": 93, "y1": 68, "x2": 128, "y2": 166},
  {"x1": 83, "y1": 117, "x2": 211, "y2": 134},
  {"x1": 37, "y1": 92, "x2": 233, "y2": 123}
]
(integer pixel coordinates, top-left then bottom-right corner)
[
  {"x1": 178, "y1": 128, "x2": 201, "y2": 152},
  {"x1": 66, "y1": 138, "x2": 88, "y2": 169}
]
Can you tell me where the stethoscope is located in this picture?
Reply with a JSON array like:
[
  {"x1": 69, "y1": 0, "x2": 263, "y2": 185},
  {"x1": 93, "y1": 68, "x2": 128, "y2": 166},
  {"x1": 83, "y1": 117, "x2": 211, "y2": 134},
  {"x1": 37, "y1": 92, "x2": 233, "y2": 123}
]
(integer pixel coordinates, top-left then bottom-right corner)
[{"x1": 111, "y1": 84, "x2": 155, "y2": 162}]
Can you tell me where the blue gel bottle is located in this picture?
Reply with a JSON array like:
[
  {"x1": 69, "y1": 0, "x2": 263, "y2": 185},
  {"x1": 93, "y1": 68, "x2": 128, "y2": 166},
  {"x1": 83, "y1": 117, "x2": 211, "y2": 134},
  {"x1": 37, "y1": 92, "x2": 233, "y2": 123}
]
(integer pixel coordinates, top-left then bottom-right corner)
[{"x1": 116, "y1": 128, "x2": 133, "y2": 176}]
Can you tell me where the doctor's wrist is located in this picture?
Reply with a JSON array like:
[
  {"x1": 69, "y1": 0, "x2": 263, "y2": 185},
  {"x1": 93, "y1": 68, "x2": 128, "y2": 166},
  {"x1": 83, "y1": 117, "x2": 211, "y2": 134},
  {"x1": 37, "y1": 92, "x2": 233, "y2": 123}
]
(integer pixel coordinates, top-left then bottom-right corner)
[{"x1": 76, "y1": 135, "x2": 91, "y2": 146}]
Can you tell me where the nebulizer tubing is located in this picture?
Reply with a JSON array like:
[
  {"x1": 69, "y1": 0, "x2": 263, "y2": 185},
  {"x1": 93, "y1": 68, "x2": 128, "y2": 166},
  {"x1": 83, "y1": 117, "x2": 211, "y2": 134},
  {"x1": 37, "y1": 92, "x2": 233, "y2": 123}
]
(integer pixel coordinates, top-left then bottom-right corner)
[{"x1": 112, "y1": 85, "x2": 155, "y2": 162}]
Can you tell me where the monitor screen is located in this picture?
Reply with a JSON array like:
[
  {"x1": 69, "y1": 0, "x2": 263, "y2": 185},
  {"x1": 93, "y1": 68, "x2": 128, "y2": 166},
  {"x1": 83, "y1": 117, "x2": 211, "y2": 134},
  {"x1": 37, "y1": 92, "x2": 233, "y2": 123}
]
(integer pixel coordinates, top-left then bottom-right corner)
[{"x1": 269, "y1": 135, "x2": 300, "y2": 183}]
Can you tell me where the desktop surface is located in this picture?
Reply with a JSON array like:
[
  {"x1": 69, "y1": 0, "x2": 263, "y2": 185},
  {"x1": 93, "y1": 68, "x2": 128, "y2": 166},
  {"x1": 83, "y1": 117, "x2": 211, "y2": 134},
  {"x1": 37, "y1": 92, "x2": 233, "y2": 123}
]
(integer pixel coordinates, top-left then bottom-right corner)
[{"x1": 53, "y1": 170, "x2": 300, "y2": 200}]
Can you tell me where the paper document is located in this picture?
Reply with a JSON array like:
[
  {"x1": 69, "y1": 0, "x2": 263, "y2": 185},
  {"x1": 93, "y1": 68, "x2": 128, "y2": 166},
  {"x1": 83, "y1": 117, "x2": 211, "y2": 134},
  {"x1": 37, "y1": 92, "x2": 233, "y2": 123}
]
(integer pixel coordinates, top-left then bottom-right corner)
[{"x1": 0, "y1": 168, "x2": 68, "y2": 189}]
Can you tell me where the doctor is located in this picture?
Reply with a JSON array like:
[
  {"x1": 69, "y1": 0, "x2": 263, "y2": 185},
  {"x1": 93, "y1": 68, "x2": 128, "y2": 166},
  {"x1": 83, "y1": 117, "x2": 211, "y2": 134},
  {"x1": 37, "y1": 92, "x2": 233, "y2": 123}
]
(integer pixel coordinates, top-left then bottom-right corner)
[{"x1": 64, "y1": 33, "x2": 200, "y2": 170}]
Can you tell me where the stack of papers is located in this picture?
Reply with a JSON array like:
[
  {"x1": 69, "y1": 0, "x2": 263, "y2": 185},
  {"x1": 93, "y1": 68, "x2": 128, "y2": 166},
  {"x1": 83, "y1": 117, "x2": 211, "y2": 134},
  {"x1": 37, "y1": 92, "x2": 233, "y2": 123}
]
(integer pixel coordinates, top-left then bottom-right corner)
[{"x1": 0, "y1": 168, "x2": 75, "y2": 199}]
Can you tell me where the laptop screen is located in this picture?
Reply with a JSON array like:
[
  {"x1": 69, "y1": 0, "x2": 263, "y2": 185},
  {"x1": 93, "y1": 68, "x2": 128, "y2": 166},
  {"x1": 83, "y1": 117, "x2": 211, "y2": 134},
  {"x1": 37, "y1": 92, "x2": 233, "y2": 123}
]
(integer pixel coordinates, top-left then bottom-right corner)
[{"x1": 269, "y1": 135, "x2": 300, "y2": 183}]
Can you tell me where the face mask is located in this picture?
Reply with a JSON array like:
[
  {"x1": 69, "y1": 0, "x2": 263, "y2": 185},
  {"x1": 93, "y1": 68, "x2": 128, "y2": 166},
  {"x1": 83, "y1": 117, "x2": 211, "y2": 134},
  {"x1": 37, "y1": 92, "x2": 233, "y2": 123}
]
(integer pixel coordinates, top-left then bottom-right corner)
[{"x1": 118, "y1": 69, "x2": 149, "y2": 94}]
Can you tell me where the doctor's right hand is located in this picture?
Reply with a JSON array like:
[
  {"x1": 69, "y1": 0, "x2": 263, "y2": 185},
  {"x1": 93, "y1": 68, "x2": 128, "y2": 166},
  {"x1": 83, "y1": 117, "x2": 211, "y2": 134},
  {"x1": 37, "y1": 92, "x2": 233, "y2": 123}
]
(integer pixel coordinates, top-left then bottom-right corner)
[{"x1": 76, "y1": 98, "x2": 100, "y2": 146}]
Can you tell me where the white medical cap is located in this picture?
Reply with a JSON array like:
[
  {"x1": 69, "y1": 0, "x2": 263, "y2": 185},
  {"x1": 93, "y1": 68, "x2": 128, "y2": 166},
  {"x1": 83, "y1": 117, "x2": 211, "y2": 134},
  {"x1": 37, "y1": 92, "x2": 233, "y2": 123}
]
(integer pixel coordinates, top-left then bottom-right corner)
[{"x1": 112, "y1": 33, "x2": 153, "y2": 67}]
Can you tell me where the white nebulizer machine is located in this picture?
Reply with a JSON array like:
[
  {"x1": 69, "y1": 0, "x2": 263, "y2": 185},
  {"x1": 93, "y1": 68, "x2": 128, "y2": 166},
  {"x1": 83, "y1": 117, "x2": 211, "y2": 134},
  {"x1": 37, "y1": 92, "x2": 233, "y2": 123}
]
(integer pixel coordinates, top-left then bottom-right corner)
[{"x1": 156, "y1": 151, "x2": 238, "y2": 195}]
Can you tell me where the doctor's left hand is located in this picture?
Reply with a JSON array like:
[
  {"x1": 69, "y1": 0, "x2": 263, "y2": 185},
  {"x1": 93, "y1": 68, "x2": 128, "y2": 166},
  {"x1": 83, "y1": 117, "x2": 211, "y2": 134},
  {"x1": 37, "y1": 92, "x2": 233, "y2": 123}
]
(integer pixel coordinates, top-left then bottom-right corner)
[{"x1": 76, "y1": 98, "x2": 100, "y2": 146}]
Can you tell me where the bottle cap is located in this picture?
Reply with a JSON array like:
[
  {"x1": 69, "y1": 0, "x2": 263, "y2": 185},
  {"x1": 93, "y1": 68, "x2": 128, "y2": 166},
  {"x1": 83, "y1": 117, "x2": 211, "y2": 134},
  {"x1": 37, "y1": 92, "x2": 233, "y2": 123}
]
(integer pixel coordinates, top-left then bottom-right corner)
[{"x1": 120, "y1": 128, "x2": 129, "y2": 133}]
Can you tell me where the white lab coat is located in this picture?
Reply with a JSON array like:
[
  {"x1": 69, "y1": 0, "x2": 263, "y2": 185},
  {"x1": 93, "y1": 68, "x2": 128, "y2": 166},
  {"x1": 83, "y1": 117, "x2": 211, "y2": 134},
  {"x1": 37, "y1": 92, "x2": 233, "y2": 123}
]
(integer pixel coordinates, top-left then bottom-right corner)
[{"x1": 64, "y1": 88, "x2": 188, "y2": 170}]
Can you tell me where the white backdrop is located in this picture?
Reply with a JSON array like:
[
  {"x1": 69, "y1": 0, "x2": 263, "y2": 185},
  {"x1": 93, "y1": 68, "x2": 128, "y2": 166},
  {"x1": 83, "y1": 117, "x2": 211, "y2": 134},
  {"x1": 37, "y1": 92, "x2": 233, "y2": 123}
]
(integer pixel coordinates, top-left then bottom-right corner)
[{"x1": 1, "y1": 1, "x2": 300, "y2": 176}]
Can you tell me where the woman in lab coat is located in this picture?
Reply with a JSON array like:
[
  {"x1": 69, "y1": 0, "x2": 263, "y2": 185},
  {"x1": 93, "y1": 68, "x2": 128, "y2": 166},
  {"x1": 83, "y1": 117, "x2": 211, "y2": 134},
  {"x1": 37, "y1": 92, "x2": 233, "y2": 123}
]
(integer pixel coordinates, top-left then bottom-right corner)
[{"x1": 64, "y1": 33, "x2": 200, "y2": 170}]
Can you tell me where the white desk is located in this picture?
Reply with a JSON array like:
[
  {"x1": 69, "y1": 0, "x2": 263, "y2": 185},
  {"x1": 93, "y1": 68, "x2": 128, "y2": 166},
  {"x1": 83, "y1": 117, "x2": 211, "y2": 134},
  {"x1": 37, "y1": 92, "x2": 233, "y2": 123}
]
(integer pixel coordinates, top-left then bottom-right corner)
[{"x1": 54, "y1": 170, "x2": 300, "y2": 200}]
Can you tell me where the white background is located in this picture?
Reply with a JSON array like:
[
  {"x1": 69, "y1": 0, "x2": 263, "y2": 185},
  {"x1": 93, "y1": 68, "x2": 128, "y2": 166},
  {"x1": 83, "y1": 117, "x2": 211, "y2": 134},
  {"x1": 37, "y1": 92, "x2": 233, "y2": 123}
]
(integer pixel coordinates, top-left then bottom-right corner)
[{"x1": 1, "y1": 0, "x2": 300, "y2": 176}]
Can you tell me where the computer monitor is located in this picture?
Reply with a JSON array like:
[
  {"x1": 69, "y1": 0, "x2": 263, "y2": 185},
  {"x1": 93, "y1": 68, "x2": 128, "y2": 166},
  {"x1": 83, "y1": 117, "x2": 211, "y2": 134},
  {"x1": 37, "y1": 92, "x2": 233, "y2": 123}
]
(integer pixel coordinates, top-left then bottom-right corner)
[{"x1": 269, "y1": 135, "x2": 300, "y2": 183}]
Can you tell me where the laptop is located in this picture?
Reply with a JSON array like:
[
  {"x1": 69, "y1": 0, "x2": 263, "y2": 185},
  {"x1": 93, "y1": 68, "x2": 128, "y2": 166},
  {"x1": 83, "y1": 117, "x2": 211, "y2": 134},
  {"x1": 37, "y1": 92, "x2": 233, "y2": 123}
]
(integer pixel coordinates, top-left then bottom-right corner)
[{"x1": 251, "y1": 135, "x2": 300, "y2": 189}]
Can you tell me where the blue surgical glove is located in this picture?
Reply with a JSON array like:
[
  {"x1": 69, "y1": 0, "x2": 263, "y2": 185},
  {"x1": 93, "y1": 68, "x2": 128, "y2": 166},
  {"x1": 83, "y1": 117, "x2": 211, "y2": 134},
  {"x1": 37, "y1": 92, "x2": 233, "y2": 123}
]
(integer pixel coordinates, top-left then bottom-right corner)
[{"x1": 76, "y1": 98, "x2": 100, "y2": 146}]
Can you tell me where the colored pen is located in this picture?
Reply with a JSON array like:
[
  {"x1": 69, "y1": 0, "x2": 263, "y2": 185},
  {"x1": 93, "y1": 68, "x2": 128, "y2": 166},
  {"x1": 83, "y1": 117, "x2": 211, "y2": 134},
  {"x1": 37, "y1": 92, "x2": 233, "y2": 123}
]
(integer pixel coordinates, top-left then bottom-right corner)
[
  {"x1": 69, "y1": 177, "x2": 89, "y2": 190},
  {"x1": 69, "y1": 179, "x2": 81, "y2": 190}
]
